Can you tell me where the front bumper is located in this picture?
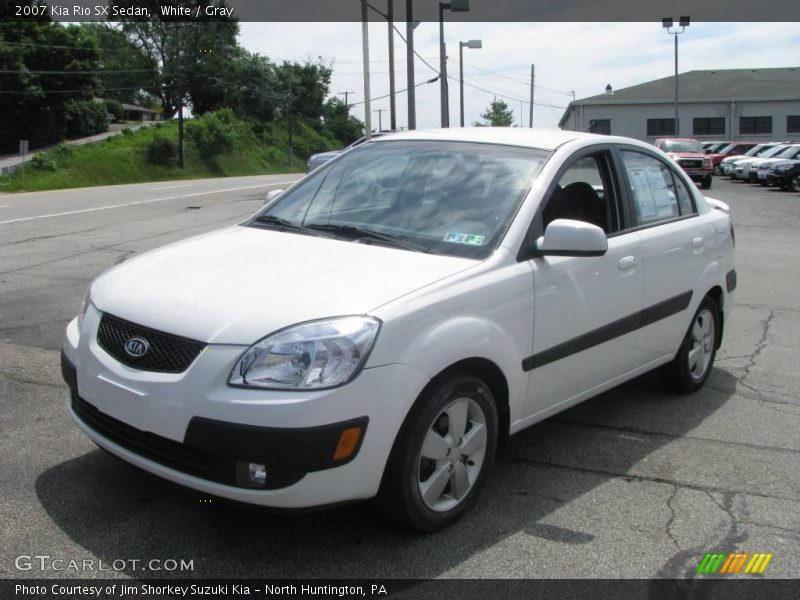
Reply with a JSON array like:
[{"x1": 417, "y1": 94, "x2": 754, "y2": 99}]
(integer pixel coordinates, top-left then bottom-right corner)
[{"x1": 62, "y1": 308, "x2": 430, "y2": 508}]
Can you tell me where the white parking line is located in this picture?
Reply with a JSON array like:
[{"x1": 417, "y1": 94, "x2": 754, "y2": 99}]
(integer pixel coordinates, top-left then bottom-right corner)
[{"x1": 0, "y1": 179, "x2": 299, "y2": 225}]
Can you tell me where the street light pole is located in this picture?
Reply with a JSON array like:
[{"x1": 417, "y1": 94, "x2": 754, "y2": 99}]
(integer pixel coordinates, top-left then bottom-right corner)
[
  {"x1": 387, "y1": 0, "x2": 396, "y2": 131},
  {"x1": 459, "y1": 39, "x2": 481, "y2": 127},
  {"x1": 438, "y1": 0, "x2": 469, "y2": 128},
  {"x1": 374, "y1": 108, "x2": 385, "y2": 132},
  {"x1": 662, "y1": 16, "x2": 690, "y2": 137}
]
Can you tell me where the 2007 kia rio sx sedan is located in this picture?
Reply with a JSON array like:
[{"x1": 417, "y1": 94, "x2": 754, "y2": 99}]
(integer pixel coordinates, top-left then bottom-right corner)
[{"x1": 62, "y1": 128, "x2": 736, "y2": 531}]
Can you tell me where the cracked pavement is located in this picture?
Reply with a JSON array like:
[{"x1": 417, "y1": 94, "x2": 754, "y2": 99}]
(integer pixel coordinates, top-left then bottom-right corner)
[{"x1": 0, "y1": 175, "x2": 798, "y2": 580}]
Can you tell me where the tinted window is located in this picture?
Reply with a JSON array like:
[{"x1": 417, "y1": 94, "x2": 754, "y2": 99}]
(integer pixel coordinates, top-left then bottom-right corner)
[
  {"x1": 693, "y1": 117, "x2": 726, "y2": 136},
  {"x1": 647, "y1": 119, "x2": 675, "y2": 137},
  {"x1": 660, "y1": 140, "x2": 703, "y2": 153},
  {"x1": 254, "y1": 140, "x2": 549, "y2": 259},
  {"x1": 588, "y1": 119, "x2": 611, "y2": 135},
  {"x1": 739, "y1": 116, "x2": 772, "y2": 135},
  {"x1": 620, "y1": 151, "x2": 694, "y2": 226}
]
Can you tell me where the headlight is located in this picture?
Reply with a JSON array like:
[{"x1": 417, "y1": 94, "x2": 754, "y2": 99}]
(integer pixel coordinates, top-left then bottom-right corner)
[
  {"x1": 703, "y1": 158, "x2": 712, "y2": 168},
  {"x1": 775, "y1": 164, "x2": 792, "y2": 172},
  {"x1": 77, "y1": 286, "x2": 92, "y2": 330},
  {"x1": 229, "y1": 316, "x2": 381, "y2": 390}
]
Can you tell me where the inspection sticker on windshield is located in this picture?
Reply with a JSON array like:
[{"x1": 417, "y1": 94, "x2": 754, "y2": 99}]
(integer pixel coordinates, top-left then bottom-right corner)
[{"x1": 443, "y1": 232, "x2": 485, "y2": 246}]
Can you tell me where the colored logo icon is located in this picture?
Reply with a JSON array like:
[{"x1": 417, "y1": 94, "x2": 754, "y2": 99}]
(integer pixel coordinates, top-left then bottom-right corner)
[{"x1": 697, "y1": 552, "x2": 773, "y2": 575}]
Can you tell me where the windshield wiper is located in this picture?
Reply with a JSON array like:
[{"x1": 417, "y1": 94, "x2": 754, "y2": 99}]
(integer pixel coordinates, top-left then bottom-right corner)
[
  {"x1": 305, "y1": 223, "x2": 429, "y2": 253},
  {"x1": 251, "y1": 215, "x2": 336, "y2": 238}
]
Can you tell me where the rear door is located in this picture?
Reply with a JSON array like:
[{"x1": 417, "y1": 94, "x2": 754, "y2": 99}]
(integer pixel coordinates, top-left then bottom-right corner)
[{"x1": 615, "y1": 146, "x2": 711, "y2": 360}]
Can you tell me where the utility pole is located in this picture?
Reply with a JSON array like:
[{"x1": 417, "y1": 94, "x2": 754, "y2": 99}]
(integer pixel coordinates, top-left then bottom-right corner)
[
  {"x1": 176, "y1": 25, "x2": 185, "y2": 168},
  {"x1": 338, "y1": 91, "x2": 355, "y2": 108},
  {"x1": 438, "y1": 4, "x2": 449, "y2": 128},
  {"x1": 374, "y1": 108, "x2": 385, "y2": 132},
  {"x1": 528, "y1": 64, "x2": 534, "y2": 128},
  {"x1": 361, "y1": 0, "x2": 372, "y2": 139},
  {"x1": 287, "y1": 73, "x2": 293, "y2": 168},
  {"x1": 387, "y1": 0, "x2": 396, "y2": 131},
  {"x1": 406, "y1": 0, "x2": 416, "y2": 130}
]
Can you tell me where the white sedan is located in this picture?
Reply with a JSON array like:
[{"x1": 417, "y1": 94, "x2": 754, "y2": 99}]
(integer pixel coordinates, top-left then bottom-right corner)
[{"x1": 62, "y1": 128, "x2": 736, "y2": 531}]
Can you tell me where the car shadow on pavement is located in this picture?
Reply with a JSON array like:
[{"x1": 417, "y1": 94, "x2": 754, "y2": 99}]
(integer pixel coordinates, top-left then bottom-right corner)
[{"x1": 35, "y1": 368, "x2": 736, "y2": 579}]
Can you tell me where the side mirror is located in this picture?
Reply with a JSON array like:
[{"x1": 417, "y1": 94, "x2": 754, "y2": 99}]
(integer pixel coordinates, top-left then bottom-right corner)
[
  {"x1": 263, "y1": 189, "x2": 284, "y2": 205},
  {"x1": 536, "y1": 219, "x2": 608, "y2": 257}
]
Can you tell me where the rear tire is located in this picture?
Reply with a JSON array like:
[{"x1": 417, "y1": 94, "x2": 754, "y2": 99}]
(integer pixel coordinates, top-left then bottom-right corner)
[
  {"x1": 791, "y1": 174, "x2": 800, "y2": 193},
  {"x1": 661, "y1": 295, "x2": 719, "y2": 393},
  {"x1": 376, "y1": 372, "x2": 498, "y2": 531}
]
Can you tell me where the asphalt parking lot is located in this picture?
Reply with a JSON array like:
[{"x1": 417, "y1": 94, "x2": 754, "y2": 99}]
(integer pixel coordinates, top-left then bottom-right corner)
[{"x1": 1, "y1": 174, "x2": 798, "y2": 580}]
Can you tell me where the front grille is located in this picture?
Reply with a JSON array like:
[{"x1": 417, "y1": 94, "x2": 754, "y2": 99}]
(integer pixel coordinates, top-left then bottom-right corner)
[
  {"x1": 97, "y1": 313, "x2": 206, "y2": 373},
  {"x1": 678, "y1": 159, "x2": 703, "y2": 169},
  {"x1": 71, "y1": 395, "x2": 305, "y2": 489}
]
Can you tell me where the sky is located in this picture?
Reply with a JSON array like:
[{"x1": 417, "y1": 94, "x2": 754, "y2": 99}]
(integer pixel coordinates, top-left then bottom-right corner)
[{"x1": 238, "y1": 22, "x2": 800, "y2": 131}]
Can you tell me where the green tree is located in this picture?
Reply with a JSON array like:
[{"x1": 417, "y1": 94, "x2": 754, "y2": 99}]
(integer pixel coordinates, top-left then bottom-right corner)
[
  {"x1": 111, "y1": 1, "x2": 239, "y2": 118},
  {"x1": 322, "y1": 97, "x2": 364, "y2": 146},
  {"x1": 473, "y1": 98, "x2": 514, "y2": 127},
  {"x1": 0, "y1": 3, "x2": 102, "y2": 151},
  {"x1": 76, "y1": 23, "x2": 158, "y2": 107}
]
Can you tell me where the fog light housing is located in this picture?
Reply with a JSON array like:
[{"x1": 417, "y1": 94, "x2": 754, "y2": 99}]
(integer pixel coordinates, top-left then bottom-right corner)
[{"x1": 236, "y1": 461, "x2": 267, "y2": 488}]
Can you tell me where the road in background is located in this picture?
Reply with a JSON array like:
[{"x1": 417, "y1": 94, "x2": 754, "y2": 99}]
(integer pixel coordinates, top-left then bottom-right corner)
[{"x1": 1, "y1": 176, "x2": 798, "y2": 580}]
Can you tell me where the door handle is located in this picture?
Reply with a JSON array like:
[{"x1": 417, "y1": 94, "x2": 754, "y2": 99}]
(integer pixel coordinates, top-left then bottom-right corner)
[
  {"x1": 619, "y1": 256, "x2": 637, "y2": 270},
  {"x1": 692, "y1": 236, "x2": 704, "y2": 251}
]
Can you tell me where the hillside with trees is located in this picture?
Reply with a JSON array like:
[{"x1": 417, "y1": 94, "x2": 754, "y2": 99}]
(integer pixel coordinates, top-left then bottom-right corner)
[{"x1": 0, "y1": 0, "x2": 364, "y2": 183}]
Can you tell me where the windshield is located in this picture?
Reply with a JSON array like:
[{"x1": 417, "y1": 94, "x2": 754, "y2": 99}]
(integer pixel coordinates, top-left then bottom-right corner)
[
  {"x1": 775, "y1": 145, "x2": 800, "y2": 158},
  {"x1": 661, "y1": 140, "x2": 703, "y2": 153},
  {"x1": 249, "y1": 140, "x2": 549, "y2": 259},
  {"x1": 748, "y1": 144, "x2": 773, "y2": 156},
  {"x1": 760, "y1": 145, "x2": 790, "y2": 159}
]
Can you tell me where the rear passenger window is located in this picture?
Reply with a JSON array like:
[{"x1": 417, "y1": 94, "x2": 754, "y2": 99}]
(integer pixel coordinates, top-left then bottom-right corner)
[{"x1": 620, "y1": 151, "x2": 694, "y2": 226}]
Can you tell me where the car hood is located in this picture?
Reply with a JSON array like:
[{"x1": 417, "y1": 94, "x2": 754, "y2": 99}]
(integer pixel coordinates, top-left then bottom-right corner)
[{"x1": 91, "y1": 226, "x2": 476, "y2": 345}]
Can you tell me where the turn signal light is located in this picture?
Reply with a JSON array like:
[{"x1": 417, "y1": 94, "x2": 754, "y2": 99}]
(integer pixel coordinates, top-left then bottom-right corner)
[{"x1": 333, "y1": 426, "x2": 362, "y2": 461}]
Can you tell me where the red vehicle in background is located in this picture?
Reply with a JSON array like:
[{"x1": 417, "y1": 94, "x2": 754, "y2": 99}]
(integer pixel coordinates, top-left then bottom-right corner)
[
  {"x1": 707, "y1": 141, "x2": 759, "y2": 175},
  {"x1": 654, "y1": 138, "x2": 714, "y2": 189}
]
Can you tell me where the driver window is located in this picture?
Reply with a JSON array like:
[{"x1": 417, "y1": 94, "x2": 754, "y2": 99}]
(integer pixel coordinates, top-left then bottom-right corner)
[{"x1": 542, "y1": 153, "x2": 617, "y2": 234}]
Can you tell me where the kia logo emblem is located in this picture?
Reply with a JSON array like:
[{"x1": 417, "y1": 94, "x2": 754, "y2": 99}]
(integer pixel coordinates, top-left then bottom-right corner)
[{"x1": 124, "y1": 337, "x2": 150, "y2": 358}]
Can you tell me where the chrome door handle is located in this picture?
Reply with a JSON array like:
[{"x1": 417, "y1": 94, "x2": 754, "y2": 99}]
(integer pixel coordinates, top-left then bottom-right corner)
[{"x1": 619, "y1": 256, "x2": 637, "y2": 270}]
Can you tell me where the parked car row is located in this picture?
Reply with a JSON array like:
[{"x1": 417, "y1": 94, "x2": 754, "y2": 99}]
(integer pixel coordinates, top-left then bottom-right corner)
[{"x1": 718, "y1": 141, "x2": 800, "y2": 191}]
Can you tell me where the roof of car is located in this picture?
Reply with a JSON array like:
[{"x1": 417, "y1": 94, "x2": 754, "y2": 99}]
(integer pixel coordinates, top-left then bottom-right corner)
[{"x1": 372, "y1": 127, "x2": 604, "y2": 151}]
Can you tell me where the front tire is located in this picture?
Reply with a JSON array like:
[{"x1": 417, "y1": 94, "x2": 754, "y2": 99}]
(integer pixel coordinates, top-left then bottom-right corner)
[
  {"x1": 791, "y1": 174, "x2": 800, "y2": 193},
  {"x1": 701, "y1": 175, "x2": 712, "y2": 189},
  {"x1": 377, "y1": 372, "x2": 498, "y2": 531},
  {"x1": 661, "y1": 295, "x2": 719, "y2": 393}
]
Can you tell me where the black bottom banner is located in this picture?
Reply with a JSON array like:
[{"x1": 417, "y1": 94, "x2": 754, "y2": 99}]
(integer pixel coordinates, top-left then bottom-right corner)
[{"x1": 3, "y1": 579, "x2": 799, "y2": 600}]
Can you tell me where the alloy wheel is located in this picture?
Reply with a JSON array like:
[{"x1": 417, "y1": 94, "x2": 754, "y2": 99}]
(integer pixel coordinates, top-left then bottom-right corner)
[{"x1": 417, "y1": 397, "x2": 487, "y2": 512}]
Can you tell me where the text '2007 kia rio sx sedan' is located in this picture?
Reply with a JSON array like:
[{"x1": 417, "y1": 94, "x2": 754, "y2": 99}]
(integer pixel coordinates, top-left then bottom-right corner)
[{"x1": 62, "y1": 128, "x2": 736, "y2": 531}]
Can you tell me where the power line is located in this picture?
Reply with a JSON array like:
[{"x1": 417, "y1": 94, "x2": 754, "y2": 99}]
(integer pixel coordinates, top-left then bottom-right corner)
[
  {"x1": 349, "y1": 75, "x2": 439, "y2": 106},
  {"x1": 0, "y1": 68, "x2": 157, "y2": 75},
  {"x1": 0, "y1": 86, "x2": 154, "y2": 95}
]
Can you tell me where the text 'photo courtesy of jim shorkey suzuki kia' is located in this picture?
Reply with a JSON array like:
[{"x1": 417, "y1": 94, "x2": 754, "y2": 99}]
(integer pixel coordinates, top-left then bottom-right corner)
[{"x1": 62, "y1": 128, "x2": 736, "y2": 531}]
